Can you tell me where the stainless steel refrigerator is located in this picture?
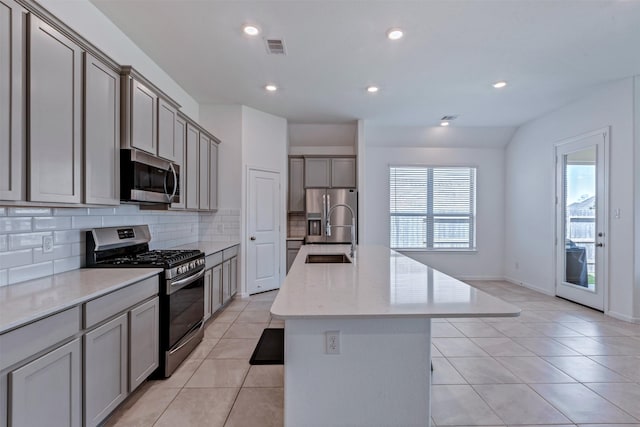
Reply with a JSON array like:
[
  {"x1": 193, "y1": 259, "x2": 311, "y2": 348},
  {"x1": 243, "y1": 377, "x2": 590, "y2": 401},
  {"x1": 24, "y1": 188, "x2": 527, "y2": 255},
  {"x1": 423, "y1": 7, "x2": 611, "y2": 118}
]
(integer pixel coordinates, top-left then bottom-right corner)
[{"x1": 305, "y1": 188, "x2": 357, "y2": 244}]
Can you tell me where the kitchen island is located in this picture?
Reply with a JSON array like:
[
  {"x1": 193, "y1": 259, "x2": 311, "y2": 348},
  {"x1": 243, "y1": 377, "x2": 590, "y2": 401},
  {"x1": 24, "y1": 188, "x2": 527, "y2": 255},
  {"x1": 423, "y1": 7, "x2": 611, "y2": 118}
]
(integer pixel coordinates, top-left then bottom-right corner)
[{"x1": 271, "y1": 244, "x2": 520, "y2": 427}]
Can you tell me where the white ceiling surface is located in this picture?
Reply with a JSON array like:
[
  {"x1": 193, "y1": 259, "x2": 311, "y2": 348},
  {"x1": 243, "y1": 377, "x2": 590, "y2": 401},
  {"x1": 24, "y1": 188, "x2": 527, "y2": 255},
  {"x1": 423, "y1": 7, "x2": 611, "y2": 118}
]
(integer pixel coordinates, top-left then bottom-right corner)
[{"x1": 90, "y1": 0, "x2": 640, "y2": 128}]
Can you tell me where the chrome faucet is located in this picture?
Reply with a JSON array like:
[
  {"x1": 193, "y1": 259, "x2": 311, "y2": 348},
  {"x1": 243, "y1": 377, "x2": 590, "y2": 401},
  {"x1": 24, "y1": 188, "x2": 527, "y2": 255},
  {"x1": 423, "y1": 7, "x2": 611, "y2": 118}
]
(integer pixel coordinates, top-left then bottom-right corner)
[{"x1": 326, "y1": 203, "x2": 356, "y2": 258}]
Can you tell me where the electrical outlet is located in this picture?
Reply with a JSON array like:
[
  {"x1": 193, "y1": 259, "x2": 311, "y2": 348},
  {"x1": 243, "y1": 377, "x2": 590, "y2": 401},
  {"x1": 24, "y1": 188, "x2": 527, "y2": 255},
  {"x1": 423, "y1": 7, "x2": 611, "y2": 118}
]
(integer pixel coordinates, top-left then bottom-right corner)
[
  {"x1": 42, "y1": 235, "x2": 54, "y2": 254},
  {"x1": 325, "y1": 331, "x2": 340, "y2": 354}
]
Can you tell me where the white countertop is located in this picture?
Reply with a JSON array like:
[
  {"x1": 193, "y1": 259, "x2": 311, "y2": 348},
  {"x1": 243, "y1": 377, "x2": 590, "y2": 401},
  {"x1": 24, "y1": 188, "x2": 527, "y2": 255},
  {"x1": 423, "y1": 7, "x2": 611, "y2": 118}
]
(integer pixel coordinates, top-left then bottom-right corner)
[
  {"x1": 271, "y1": 245, "x2": 521, "y2": 319},
  {"x1": 171, "y1": 240, "x2": 240, "y2": 256},
  {"x1": 0, "y1": 268, "x2": 162, "y2": 334}
]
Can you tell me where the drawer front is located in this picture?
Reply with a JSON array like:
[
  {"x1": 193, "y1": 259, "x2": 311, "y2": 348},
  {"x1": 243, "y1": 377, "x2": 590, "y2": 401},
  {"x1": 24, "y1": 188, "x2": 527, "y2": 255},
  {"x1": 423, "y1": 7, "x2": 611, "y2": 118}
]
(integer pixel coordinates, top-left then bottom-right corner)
[
  {"x1": 222, "y1": 245, "x2": 239, "y2": 261},
  {"x1": 0, "y1": 306, "x2": 80, "y2": 371},
  {"x1": 84, "y1": 275, "x2": 158, "y2": 329},
  {"x1": 206, "y1": 251, "x2": 223, "y2": 269}
]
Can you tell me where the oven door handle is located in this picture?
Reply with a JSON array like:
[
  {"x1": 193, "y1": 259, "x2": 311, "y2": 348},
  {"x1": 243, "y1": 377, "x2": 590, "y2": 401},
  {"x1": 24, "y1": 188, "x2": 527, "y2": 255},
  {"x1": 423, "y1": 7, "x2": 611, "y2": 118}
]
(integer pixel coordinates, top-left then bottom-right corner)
[
  {"x1": 168, "y1": 268, "x2": 205, "y2": 294},
  {"x1": 169, "y1": 321, "x2": 204, "y2": 356}
]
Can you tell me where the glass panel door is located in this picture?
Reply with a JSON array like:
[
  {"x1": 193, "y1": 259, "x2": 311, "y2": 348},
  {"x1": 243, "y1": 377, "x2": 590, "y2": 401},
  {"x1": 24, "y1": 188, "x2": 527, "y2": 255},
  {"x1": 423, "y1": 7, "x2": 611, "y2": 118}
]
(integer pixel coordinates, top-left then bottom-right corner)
[{"x1": 555, "y1": 130, "x2": 607, "y2": 310}]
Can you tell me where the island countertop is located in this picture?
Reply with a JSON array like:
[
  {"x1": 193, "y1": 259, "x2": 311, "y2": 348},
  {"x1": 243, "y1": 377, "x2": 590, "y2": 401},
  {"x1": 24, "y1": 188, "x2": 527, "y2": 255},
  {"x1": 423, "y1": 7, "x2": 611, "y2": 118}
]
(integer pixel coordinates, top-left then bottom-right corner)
[{"x1": 271, "y1": 244, "x2": 521, "y2": 319}]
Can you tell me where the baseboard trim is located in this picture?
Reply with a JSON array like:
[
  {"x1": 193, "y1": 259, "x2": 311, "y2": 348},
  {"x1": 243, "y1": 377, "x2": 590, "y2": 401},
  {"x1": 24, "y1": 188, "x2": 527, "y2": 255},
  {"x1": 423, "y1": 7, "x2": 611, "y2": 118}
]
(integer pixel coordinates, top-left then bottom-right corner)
[
  {"x1": 503, "y1": 276, "x2": 555, "y2": 296},
  {"x1": 606, "y1": 310, "x2": 640, "y2": 324},
  {"x1": 454, "y1": 275, "x2": 505, "y2": 281}
]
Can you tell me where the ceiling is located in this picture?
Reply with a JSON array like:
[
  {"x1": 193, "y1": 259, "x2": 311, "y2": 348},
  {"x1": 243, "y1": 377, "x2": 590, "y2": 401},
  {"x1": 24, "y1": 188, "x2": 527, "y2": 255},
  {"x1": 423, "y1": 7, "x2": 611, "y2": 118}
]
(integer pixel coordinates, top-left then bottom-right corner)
[{"x1": 90, "y1": 0, "x2": 640, "y2": 127}]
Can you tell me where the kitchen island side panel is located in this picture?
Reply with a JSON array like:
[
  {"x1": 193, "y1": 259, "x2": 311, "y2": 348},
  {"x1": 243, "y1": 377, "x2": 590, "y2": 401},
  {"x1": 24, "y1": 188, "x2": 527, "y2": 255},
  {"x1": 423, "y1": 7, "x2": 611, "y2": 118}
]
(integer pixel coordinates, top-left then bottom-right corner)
[{"x1": 284, "y1": 317, "x2": 431, "y2": 427}]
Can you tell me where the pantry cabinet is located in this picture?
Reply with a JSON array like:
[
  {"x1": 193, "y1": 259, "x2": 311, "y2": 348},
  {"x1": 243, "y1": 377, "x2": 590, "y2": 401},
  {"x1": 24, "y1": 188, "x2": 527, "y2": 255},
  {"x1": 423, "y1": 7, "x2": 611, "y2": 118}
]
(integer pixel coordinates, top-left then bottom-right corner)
[
  {"x1": 28, "y1": 14, "x2": 83, "y2": 203},
  {"x1": 0, "y1": 0, "x2": 24, "y2": 201},
  {"x1": 84, "y1": 53, "x2": 120, "y2": 205}
]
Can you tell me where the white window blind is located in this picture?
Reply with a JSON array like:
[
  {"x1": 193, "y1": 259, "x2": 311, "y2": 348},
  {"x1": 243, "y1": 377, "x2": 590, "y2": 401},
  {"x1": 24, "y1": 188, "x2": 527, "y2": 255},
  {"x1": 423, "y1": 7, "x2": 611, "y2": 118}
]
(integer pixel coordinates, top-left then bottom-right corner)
[{"x1": 390, "y1": 166, "x2": 476, "y2": 250}]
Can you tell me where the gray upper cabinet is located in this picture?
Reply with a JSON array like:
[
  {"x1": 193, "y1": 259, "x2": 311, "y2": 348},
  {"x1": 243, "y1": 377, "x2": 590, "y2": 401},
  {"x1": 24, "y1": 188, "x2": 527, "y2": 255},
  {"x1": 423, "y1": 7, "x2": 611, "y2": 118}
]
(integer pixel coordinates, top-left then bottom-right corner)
[
  {"x1": 288, "y1": 157, "x2": 305, "y2": 212},
  {"x1": 84, "y1": 314, "x2": 128, "y2": 427},
  {"x1": 171, "y1": 115, "x2": 187, "y2": 209},
  {"x1": 185, "y1": 123, "x2": 200, "y2": 210},
  {"x1": 304, "y1": 158, "x2": 331, "y2": 188},
  {"x1": 129, "y1": 297, "x2": 159, "y2": 392},
  {"x1": 157, "y1": 98, "x2": 178, "y2": 162},
  {"x1": 84, "y1": 53, "x2": 120, "y2": 205},
  {"x1": 209, "y1": 141, "x2": 219, "y2": 211},
  {"x1": 331, "y1": 157, "x2": 357, "y2": 188},
  {"x1": 129, "y1": 78, "x2": 157, "y2": 155},
  {"x1": 28, "y1": 14, "x2": 82, "y2": 203},
  {"x1": 199, "y1": 133, "x2": 210, "y2": 210},
  {"x1": 0, "y1": 0, "x2": 24, "y2": 201},
  {"x1": 304, "y1": 156, "x2": 357, "y2": 189},
  {"x1": 9, "y1": 338, "x2": 81, "y2": 427}
]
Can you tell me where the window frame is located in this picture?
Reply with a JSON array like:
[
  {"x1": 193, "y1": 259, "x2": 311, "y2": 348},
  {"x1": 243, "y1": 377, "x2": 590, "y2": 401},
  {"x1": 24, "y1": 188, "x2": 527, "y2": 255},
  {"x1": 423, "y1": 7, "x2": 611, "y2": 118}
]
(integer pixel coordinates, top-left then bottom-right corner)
[{"x1": 389, "y1": 164, "x2": 478, "y2": 252}]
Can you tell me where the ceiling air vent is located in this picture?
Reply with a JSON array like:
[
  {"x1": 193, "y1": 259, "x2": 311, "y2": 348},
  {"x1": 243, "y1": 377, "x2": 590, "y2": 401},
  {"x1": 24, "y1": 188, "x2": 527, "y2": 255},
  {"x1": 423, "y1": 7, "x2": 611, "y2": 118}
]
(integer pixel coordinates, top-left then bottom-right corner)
[
  {"x1": 441, "y1": 115, "x2": 458, "y2": 121},
  {"x1": 265, "y1": 39, "x2": 287, "y2": 55}
]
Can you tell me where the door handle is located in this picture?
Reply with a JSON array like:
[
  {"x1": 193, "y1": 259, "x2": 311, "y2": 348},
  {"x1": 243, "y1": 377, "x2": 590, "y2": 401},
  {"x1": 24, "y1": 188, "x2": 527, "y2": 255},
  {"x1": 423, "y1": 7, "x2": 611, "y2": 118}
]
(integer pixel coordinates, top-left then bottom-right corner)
[
  {"x1": 250, "y1": 236, "x2": 256, "y2": 241},
  {"x1": 596, "y1": 243, "x2": 604, "y2": 247}
]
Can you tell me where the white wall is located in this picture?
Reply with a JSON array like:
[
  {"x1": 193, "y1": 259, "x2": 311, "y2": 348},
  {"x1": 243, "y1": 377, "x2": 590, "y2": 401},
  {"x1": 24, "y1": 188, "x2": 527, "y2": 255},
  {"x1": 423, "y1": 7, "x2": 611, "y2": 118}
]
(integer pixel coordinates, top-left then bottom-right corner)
[
  {"x1": 242, "y1": 107, "x2": 289, "y2": 293},
  {"x1": 504, "y1": 78, "x2": 636, "y2": 321},
  {"x1": 38, "y1": 0, "x2": 199, "y2": 118},
  {"x1": 363, "y1": 141, "x2": 505, "y2": 280},
  {"x1": 199, "y1": 105, "x2": 243, "y2": 210}
]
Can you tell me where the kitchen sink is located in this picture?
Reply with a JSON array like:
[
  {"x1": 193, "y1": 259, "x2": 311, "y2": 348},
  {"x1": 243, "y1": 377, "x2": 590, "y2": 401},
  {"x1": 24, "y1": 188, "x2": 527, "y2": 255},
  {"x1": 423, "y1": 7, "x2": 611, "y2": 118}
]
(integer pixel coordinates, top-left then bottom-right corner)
[{"x1": 305, "y1": 253, "x2": 352, "y2": 264}]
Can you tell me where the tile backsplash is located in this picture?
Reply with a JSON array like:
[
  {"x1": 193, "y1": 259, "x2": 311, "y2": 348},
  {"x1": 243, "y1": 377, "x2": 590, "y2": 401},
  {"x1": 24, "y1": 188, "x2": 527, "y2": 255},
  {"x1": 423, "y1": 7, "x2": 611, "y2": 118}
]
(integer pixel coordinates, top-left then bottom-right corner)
[
  {"x1": 0, "y1": 205, "x2": 240, "y2": 287},
  {"x1": 288, "y1": 213, "x2": 306, "y2": 237}
]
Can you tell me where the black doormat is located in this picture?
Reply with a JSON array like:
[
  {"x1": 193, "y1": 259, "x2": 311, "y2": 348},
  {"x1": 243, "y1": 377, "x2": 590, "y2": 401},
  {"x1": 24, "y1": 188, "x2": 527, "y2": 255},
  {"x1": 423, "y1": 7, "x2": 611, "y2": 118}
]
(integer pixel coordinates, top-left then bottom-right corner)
[{"x1": 249, "y1": 328, "x2": 284, "y2": 365}]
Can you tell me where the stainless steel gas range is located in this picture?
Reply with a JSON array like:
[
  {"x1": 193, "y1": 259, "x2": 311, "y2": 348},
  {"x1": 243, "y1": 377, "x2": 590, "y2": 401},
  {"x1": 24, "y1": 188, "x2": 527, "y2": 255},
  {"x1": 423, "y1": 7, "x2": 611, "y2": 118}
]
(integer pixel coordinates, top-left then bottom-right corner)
[{"x1": 86, "y1": 225, "x2": 205, "y2": 377}]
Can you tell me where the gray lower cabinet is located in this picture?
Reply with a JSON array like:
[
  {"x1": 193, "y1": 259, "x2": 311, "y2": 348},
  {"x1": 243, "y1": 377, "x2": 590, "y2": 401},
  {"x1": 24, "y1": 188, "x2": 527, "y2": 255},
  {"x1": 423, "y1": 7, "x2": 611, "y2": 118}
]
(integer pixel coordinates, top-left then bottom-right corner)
[
  {"x1": 28, "y1": 14, "x2": 83, "y2": 203},
  {"x1": 0, "y1": 0, "x2": 24, "y2": 201},
  {"x1": 230, "y1": 256, "x2": 238, "y2": 297},
  {"x1": 203, "y1": 268, "x2": 212, "y2": 322},
  {"x1": 9, "y1": 338, "x2": 81, "y2": 427},
  {"x1": 129, "y1": 297, "x2": 159, "y2": 391},
  {"x1": 84, "y1": 52, "x2": 120, "y2": 205},
  {"x1": 211, "y1": 264, "x2": 223, "y2": 313},
  {"x1": 84, "y1": 314, "x2": 128, "y2": 427},
  {"x1": 222, "y1": 259, "x2": 231, "y2": 304}
]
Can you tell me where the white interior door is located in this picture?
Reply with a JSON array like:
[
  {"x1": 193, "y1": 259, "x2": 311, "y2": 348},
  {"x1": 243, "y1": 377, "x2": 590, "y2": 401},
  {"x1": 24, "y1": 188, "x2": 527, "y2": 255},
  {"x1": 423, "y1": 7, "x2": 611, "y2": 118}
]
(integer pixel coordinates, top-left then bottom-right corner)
[
  {"x1": 247, "y1": 168, "x2": 281, "y2": 294},
  {"x1": 555, "y1": 129, "x2": 608, "y2": 311}
]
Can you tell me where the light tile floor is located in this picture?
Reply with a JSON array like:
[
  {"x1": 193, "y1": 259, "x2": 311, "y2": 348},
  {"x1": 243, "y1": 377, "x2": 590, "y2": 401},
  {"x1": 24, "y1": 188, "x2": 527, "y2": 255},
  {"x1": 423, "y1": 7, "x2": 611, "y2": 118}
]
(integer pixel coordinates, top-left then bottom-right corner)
[{"x1": 106, "y1": 280, "x2": 640, "y2": 427}]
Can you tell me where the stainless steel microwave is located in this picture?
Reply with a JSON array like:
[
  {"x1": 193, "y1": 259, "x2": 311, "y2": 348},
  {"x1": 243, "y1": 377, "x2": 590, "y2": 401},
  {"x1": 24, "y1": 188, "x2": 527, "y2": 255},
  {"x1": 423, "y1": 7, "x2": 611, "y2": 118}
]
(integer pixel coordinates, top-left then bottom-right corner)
[{"x1": 120, "y1": 149, "x2": 179, "y2": 204}]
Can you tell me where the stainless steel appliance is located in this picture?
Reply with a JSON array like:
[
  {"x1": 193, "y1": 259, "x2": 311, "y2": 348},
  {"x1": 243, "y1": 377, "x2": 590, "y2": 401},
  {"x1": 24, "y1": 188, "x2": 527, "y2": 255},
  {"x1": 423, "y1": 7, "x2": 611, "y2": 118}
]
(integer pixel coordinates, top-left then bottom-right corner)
[
  {"x1": 120, "y1": 149, "x2": 179, "y2": 204},
  {"x1": 305, "y1": 188, "x2": 357, "y2": 244},
  {"x1": 86, "y1": 225, "x2": 204, "y2": 377}
]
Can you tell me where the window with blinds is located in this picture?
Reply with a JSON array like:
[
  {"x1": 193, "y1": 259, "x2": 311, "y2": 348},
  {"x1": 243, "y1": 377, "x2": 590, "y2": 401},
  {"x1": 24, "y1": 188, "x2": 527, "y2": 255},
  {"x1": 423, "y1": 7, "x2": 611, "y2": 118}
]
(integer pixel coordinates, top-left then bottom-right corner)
[{"x1": 389, "y1": 166, "x2": 476, "y2": 250}]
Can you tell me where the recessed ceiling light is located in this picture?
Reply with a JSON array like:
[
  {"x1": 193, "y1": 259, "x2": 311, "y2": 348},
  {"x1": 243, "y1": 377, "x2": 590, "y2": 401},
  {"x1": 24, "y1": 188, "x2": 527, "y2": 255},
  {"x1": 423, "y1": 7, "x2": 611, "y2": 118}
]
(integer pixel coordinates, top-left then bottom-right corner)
[
  {"x1": 367, "y1": 86, "x2": 379, "y2": 93},
  {"x1": 386, "y1": 28, "x2": 404, "y2": 40},
  {"x1": 492, "y1": 81, "x2": 507, "y2": 89},
  {"x1": 265, "y1": 84, "x2": 278, "y2": 92},
  {"x1": 440, "y1": 121, "x2": 450, "y2": 127},
  {"x1": 243, "y1": 24, "x2": 260, "y2": 36}
]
